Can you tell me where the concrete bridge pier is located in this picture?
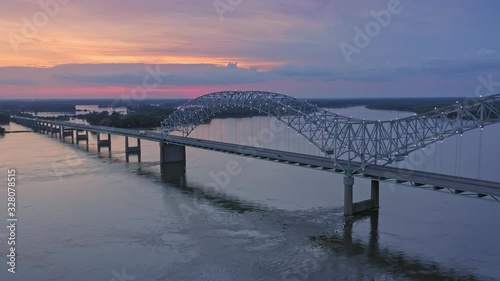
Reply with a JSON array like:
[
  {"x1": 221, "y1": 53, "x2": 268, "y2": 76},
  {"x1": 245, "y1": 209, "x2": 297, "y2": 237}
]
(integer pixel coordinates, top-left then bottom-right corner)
[
  {"x1": 344, "y1": 176, "x2": 380, "y2": 216},
  {"x1": 37, "y1": 122, "x2": 44, "y2": 134},
  {"x1": 160, "y1": 142, "x2": 186, "y2": 164},
  {"x1": 50, "y1": 125, "x2": 59, "y2": 135},
  {"x1": 160, "y1": 162, "x2": 186, "y2": 184},
  {"x1": 371, "y1": 180, "x2": 380, "y2": 209},
  {"x1": 97, "y1": 133, "x2": 112, "y2": 153},
  {"x1": 76, "y1": 130, "x2": 89, "y2": 149},
  {"x1": 125, "y1": 136, "x2": 141, "y2": 162},
  {"x1": 61, "y1": 128, "x2": 74, "y2": 143}
]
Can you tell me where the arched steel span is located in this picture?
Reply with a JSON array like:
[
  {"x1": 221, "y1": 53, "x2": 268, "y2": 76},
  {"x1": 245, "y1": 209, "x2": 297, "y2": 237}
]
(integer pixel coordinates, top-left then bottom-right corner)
[{"x1": 161, "y1": 91, "x2": 500, "y2": 173}]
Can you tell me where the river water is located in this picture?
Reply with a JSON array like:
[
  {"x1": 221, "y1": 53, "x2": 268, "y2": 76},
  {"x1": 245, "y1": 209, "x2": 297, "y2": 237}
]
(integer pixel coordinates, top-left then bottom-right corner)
[{"x1": 0, "y1": 107, "x2": 499, "y2": 281}]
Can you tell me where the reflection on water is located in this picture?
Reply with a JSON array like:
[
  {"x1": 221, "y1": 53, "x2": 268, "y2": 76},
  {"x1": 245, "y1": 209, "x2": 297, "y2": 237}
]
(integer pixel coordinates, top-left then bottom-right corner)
[
  {"x1": 1, "y1": 109, "x2": 500, "y2": 280},
  {"x1": 160, "y1": 162, "x2": 263, "y2": 214},
  {"x1": 157, "y1": 158, "x2": 493, "y2": 280},
  {"x1": 313, "y1": 211, "x2": 482, "y2": 281},
  {"x1": 160, "y1": 162, "x2": 186, "y2": 184}
]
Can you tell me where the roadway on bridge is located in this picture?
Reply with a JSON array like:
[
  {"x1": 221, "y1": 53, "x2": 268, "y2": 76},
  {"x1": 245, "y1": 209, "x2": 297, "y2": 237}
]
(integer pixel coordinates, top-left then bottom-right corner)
[{"x1": 13, "y1": 117, "x2": 500, "y2": 199}]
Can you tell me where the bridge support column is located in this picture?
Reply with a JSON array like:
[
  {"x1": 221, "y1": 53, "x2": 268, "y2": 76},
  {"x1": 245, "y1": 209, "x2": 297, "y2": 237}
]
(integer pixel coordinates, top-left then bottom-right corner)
[
  {"x1": 371, "y1": 180, "x2": 380, "y2": 209},
  {"x1": 160, "y1": 162, "x2": 186, "y2": 184},
  {"x1": 344, "y1": 177, "x2": 380, "y2": 216},
  {"x1": 76, "y1": 130, "x2": 89, "y2": 149},
  {"x1": 61, "y1": 128, "x2": 74, "y2": 143},
  {"x1": 344, "y1": 176, "x2": 354, "y2": 216},
  {"x1": 50, "y1": 125, "x2": 59, "y2": 135},
  {"x1": 97, "y1": 133, "x2": 112, "y2": 153},
  {"x1": 160, "y1": 142, "x2": 186, "y2": 164},
  {"x1": 125, "y1": 136, "x2": 141, "y2": 162}
]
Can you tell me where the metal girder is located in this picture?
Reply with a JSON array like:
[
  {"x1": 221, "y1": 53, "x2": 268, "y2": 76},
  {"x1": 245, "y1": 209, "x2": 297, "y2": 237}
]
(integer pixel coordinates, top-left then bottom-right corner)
[{"x1": 161, "y1": 91, "x2": 500, "y2": 174}]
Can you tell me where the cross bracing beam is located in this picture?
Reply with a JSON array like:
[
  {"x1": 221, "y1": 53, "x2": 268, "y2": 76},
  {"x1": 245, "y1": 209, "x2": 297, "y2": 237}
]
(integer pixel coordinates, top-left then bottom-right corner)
[{"x1": 161, "y1": 91, "x2": 500, "y2": 174}]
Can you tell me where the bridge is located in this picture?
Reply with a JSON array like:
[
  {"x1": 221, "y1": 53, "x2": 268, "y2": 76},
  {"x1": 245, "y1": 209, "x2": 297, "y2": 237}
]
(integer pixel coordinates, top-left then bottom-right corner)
[{"x1": 11, "y1": 91, "x2": 500, "y2": 216}]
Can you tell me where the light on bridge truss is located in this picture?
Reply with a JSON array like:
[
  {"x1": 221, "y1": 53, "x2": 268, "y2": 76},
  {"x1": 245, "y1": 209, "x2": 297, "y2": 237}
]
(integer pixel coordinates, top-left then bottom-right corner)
[{"x1": 160, "y1": 91, "x2": 500, "y2": 174}]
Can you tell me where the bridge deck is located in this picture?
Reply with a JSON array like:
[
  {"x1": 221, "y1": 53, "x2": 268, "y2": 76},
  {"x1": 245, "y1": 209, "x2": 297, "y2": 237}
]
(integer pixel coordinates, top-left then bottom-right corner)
[{"x1": 12, "y1": 117, "x2": 500, "y2": 199}]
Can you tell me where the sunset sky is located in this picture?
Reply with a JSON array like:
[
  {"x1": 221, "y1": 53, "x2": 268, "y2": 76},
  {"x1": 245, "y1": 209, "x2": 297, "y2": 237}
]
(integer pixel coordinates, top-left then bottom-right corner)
[{"x1": 1, "y1": 0, "x2": 500, "y2": 99}]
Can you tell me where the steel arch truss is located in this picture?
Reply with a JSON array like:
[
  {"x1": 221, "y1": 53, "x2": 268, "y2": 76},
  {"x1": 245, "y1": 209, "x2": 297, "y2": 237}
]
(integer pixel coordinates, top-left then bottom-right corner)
[{"x1": 161, "y1": 91, "x2": 500, "y2": 174}]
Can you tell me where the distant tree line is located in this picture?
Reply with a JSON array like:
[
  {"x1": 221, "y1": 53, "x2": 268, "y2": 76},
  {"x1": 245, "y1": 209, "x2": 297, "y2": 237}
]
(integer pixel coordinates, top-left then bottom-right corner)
[
  {"x1": 80, "y1": 104, "x2": 272, "y2": 128},
  {"x1": 0, "y1": 111, "x2": 10, "y2": 124},
  {"x1": 81, "y1": 105, "x2": 176, "y2": 128}
]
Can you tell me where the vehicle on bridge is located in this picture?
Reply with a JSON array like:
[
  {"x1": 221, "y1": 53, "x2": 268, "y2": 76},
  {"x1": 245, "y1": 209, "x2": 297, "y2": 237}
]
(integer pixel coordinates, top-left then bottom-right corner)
[{"x1": 394, "y1": 154, "x2": 405, "y2": 162}]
